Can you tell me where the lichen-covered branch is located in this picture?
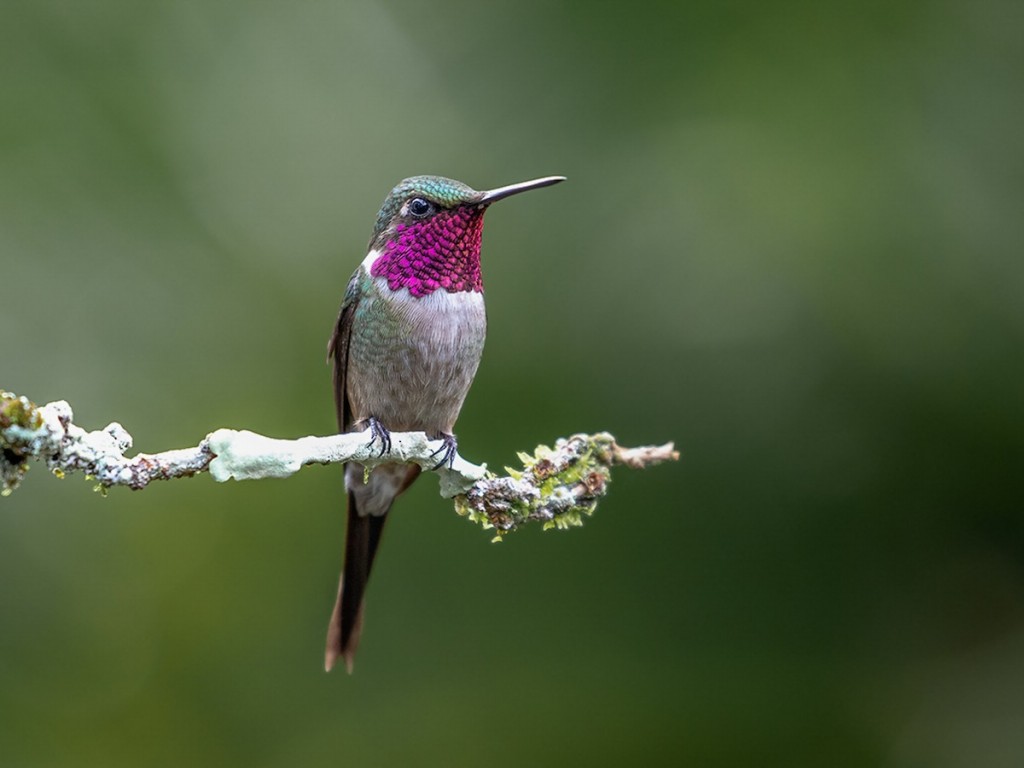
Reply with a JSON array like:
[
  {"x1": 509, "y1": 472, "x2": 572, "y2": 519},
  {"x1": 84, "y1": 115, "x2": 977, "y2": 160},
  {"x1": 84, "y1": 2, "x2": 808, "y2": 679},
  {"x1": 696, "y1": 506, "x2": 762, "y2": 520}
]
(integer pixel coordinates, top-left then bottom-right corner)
[{"x1": 1, "y1": 390, "x2": 678, "y2": 535}]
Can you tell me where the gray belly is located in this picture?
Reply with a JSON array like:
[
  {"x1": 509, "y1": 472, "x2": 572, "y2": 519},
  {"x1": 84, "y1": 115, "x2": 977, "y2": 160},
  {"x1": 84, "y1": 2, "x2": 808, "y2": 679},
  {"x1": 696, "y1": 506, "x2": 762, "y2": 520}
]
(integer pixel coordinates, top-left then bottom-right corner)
[{"x1": 347, "y1": 286, "x2": 486, "y2": 435}]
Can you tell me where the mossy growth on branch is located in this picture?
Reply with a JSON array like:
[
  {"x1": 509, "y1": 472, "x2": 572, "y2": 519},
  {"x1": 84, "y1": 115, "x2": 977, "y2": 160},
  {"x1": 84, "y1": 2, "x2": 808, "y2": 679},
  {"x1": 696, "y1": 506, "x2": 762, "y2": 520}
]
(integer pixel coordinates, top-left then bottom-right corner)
[
  {"x1": 454, "y1": 433, "x2": 616, "y2": 540},
  {"x1": 1, "y1": 391, "x2": 44, "y2": 494}
]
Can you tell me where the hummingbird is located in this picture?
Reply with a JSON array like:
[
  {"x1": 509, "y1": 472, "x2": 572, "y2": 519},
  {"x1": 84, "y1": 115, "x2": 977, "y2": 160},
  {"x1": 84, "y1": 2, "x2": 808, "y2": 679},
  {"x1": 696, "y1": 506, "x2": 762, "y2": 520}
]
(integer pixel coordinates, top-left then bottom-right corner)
[{"x1": 324, "y1": 174, "x2": 565, "y2": 672}]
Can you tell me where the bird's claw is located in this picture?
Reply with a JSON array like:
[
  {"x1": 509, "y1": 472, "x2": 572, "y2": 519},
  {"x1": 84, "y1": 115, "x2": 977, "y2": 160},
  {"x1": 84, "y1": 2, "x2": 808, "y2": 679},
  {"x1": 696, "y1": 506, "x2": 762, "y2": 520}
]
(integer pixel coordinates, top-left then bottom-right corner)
[
  {"x1": 367, "y1": 417, "x2": 392, "y2": 458},
  {"x1": 428, "y1": 433, "x2": 458, "y2": 471}
]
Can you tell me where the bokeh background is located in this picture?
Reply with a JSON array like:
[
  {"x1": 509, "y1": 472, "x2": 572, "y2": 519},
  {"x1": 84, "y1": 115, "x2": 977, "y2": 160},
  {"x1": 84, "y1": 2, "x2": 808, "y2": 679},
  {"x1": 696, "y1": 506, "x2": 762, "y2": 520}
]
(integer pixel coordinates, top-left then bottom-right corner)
[{"x1": 2, "y1": 1, "x2": 1023, "y2": 765}]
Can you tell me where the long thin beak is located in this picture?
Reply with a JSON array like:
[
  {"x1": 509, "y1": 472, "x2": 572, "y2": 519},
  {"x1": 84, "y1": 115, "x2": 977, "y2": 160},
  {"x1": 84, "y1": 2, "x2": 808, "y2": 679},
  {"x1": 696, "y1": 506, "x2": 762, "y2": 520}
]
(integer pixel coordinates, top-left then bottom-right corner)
[{"x1": 479, "y1": 175, "x2": 566, "y2": 204}]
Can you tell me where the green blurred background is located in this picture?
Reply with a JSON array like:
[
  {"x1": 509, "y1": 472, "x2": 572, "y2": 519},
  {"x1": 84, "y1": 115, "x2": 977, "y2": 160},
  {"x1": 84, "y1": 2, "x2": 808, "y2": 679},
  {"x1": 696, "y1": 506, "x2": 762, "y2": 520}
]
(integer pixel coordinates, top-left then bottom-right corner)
[{"x1": 2, "y1": 0, "x2": 1022, "y2": 765}]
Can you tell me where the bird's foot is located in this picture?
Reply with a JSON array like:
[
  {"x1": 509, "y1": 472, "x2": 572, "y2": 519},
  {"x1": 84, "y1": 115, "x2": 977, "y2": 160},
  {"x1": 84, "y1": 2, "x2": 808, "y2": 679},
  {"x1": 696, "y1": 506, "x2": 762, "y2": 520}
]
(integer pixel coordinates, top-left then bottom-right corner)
[
  {"x1": 367, "y1": 416, "x2": 392, "y2": 458},
  {"x1": 429, "y1": 433, "x2": 458, "y2": 471}
]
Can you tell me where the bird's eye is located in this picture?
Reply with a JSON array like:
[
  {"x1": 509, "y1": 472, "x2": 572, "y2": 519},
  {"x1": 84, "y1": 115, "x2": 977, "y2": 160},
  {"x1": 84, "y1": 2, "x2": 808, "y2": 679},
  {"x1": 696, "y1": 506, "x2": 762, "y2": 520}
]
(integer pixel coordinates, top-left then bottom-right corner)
[{"x1": 408, "y1": 198, "x2": 433, "y2": 218}]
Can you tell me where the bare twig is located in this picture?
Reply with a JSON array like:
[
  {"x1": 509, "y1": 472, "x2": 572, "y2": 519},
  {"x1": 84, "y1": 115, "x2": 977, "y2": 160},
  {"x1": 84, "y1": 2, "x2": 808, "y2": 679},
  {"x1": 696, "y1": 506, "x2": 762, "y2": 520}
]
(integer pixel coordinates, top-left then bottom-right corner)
[{"x1": 1, "y1": 391, "x2": 678, "y2": 535}]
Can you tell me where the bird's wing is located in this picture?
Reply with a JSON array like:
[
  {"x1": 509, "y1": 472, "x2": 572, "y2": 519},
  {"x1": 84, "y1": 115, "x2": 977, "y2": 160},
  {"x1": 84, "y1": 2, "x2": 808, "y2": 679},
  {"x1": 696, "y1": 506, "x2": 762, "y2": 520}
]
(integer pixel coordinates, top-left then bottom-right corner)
[{"x1": 327, "y1": 270, "x2": 362, "y2": 432}]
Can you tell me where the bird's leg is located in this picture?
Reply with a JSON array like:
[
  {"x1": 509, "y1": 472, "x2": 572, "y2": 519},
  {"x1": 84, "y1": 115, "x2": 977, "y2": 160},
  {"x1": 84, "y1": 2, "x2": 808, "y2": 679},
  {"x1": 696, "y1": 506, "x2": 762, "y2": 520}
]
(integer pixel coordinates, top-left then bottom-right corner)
[
  {"x1": 366, "y1": 416, "x2": 392, "y2": 458},
  {"x1": 428, "y1": 433, "x2": 458, "y2": 471}
]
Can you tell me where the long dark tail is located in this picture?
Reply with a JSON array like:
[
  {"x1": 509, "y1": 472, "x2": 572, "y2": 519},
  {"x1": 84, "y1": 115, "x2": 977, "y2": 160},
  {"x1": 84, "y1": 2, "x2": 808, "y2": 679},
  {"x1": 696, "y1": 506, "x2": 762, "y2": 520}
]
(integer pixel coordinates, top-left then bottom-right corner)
[
  {"x1": 325, "y1": 492, "x2": 387, "y2": 673},
  {"x1": 325, "y1": 463, "x2": 420, "y2": 673}
]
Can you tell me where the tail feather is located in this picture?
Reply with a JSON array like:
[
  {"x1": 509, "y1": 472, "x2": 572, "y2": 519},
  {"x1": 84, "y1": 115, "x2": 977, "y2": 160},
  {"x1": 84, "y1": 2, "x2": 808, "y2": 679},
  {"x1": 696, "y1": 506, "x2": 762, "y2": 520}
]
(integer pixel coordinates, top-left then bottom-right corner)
[
  {"x1": 325, "y1": 463, "x2": 421, "y2": 673},
  {"x1": 325, "y1": 492, "x2": 387, "y2": 673}
]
